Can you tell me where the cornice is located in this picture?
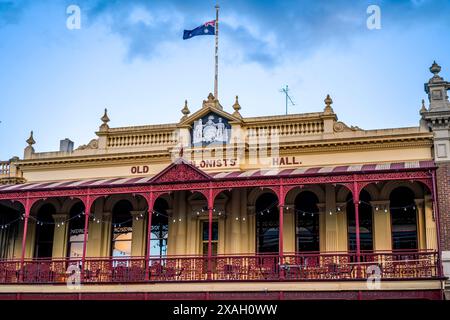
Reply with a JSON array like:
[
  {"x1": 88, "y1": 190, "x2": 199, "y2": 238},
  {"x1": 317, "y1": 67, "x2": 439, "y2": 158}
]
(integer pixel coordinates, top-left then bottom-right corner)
[
  {"x1": 277, "y1": 139, "x2": 433, "y2": 155},
  {"x1": 17, "y1": 151, "x2": 172, "y2": 171},
  {"x1": 15, "y1": 131, "x2": 432, "y2": 171}
]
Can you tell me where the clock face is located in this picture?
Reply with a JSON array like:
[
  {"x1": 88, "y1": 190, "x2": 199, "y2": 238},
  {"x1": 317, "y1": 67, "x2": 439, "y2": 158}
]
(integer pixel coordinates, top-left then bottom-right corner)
[{"x1": 203, "y1": 125, "x2": 217, "y2": 142}]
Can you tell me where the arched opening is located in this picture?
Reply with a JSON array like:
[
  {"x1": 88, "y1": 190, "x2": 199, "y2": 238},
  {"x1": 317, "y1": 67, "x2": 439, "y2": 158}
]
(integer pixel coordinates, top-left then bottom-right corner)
[
  {"x1": 150, "y1": 198, "x2": 169, "y2": 257},
  {"x1": 0, "y1": 202, "x2": 22, "y2": 259},
  {"x1": 67, "y1": 202, "x2": 85, "y2": 259},
  {"x1": 390, "y1": 187, "x2": 418, "y2": 250},
  {"x1": 295, "y1": 191, "x2": 320, "y2": 252},
  {"x1": 34, "y1": 203, "x2": 56, "y2": 258},
  {"x1": 347, "y1": 190, "x2": 373, "y2": 252},
  {"x1": 255, "y1": 193, "x2": 279, "y2": 254},
  {"x1": 111, "y1": 200, "x2": 133, "y2": 257}
]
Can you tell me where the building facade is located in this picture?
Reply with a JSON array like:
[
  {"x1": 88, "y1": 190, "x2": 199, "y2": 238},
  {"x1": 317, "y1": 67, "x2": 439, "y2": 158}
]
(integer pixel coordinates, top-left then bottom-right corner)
[{"x1": 0, "y1": 62, "x2": 449, "y2": 300}]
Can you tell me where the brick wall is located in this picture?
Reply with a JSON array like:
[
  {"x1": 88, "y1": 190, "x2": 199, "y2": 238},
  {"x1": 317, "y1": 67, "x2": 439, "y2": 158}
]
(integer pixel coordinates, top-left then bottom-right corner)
[{"x1": 437, "y1": 162, "x2": 450, "y2": 251}]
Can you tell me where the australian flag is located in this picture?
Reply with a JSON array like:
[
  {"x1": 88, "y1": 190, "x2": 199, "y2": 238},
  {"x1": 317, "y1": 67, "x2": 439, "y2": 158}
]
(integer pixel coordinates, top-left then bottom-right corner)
[{"x1": 183, "y1": 20, "x2": 215, "y2": 40}]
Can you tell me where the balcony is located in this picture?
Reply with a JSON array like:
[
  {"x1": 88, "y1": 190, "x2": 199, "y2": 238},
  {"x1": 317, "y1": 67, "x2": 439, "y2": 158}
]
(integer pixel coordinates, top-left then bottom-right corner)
[
  {"x1": 0, "y1": 251, "x2": 439, "y2": 284},
  {"x1": 0, "y1": 160, "x2": 25, "y2": 185}
]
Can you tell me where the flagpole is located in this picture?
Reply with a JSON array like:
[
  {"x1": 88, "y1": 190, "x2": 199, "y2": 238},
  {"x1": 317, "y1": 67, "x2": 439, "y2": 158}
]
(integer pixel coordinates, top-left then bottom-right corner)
[{"x1": 214, "y1": 4, "x2": 219, "y2": 99}]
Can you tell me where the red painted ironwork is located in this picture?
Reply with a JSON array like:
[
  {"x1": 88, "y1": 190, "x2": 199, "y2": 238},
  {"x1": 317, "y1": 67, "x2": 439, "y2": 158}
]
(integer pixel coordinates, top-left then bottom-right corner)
[
  {"x1": 0, "y1": 289, "x2": 442, "y2": 300},
  {"x1": 150, "y1": 158, "x2": 211, "y2": 184},
  {"x1": 143, "y1": 191, "x2": 154, "y2": 281},
  {"x1": 0, "y1": 169, "x2": 434, "y2": 203},
  {"x1": 80, "y1": 193, "x2": 91, "y2": 274},
  {"x1": 0, "y1": 251, "x2": 439, "y2": 285},
  {"x1": 0, "y1": 160, "x2": 441, "y2": 288},
  {"x1": 19, "y1": 197, "x2": 30, "y2": 281},
  {"x1": 278, "y1": 183, "x2": 285, "y2": 280},
  {"x1": 207, "y1": 187, "x2": 213, "y2": 280},
  {"x1": 18, "y1": 195, "x2": 40, "y2": 281},
  {"x1": 353, "y1": 179, "x2": 361, "y2": 263}
]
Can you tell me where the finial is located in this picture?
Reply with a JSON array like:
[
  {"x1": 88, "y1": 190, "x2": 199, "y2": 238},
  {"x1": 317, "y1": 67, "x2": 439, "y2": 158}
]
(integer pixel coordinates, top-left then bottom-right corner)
[
  {"x1": 430, "y1": 61, "x2": 442, "y2": 77},
  {"x1": 233, "y1": 96, "x2": 241, "y2": 111},
  {"x1": 99, "y1": 108, "x2": 110, "y2": 131},
  {"x1": 232, "y1": 95, "x2": 242, "y2": 118},
  {"x1": 26, "y1": 131, "x2": 35, "y2": 146},
  {"x1": 181, "y1": 100, "x2": 190, "y2": 120},
  {"x1": 202, "y1": 92, "x2": 222, "y2": 109},
  {"x1": 324, "y1": 94, "x2": 334, "y2": 113},
  {"x1": 420, "y1": 99, "x2": 427, "y2": 113},
  {"x1": 101, "y1": 108, "x2": 110, "y2": 124}
]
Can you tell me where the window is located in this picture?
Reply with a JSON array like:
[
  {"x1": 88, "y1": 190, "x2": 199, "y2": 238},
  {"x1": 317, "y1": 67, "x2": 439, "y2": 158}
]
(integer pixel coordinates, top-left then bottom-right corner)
[
  {"x1": 202, "y1": 221, "x2": 218, "y2": 255},
  {"x1": 149, "y1": 205, "x2": 168, "y2": 257},
  {"x1": 67, "y1": 202, "x2": 85, "y2": 259},
  {"x1": 34, "y1": 204, "x2": 55, "y2": 258},
  {"x1": 0, "y1": 204, "x2": 20, "y2": 259},
  {"x1": 390, "y1": 187, "x2": 418, "y2": 250},
  {"x1": 256, "y1": 193, "x2": 279, "y2": 254},
  {"x1": 149, "y1": 198, "x2": 169, "y2": 257},
  {"x1": 347, "y1": 190, "x2": 373, "y2": 251},
  {"x1": 111, "y1": 200, "x2": 133, "y2": 257},
  {"x1": 295, "y1": 191, "x2": 320, "y2": 252}
]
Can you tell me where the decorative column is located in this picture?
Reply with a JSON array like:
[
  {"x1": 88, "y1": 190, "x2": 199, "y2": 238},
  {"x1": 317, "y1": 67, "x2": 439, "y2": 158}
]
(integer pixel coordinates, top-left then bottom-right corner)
[
  {"x1": 81, "y1": 194, "x2": 92, "y2": 277},
  {"x1": 19, "y1": 196, "x2": 32, "y2": 281},
  {"x1": 207, "y1": 188, "x2": 214, "y2": 280},
  {"x1": 143, "y1": 192, "x2": 154, "y2": 281},
  {"x1": 165, "y1": 209, "x2": 175, "y2": 255},
  {"x1": 100, "y1": 212, "x2": 112, "y2": 257},
  {"x1": 317, "y1": 203, "x2": 326, "y2": 252},
  {"x1": 324, "y1": 184, "x2": 339, "y2": 252},
  {"x1": 415, "y1": 199, "x2": 427, "y2": 250},
  {"x1": 246, "y1": 204, "x2": 255, "y2": 254},
  {"x1": 350, "y1": 180, "x2": 361, "y2": 260},
  {"x1": 283, "y1": 202, "x2": 295, "y2": 253},
  {"x1": 278, "y1": 186, "x2": 285, "y2": 258},
  {"x1": 354, "y1": 198, "x2": 360, "y2": 258},
  {"x1": 52, "y1": 213, "x2": 69, "y2": 258},
  {"x1": 336, "y1": 201, "x2": 348, "y2": 252},
  {"x1": 86, "y1": 209, "x2": 106, "y2": 257},
  {"x1": 130, "y1": 211, "x2": 146, "y2": 256},
  {"x1": 175, "y1": 191, "x2": 187, "y2": 254},
  {"x1": 276, "y1": 183, "x2": 286, "y2": 281},
  {"x1": 424, "y1": 195, "x2": 438, "y2": 250},
  {"x1": 230, "y1": 189, "x2": 241, "y2": 254},
  {"x1": 371, "y1": 201, "x2": 392, "y2": 251}
]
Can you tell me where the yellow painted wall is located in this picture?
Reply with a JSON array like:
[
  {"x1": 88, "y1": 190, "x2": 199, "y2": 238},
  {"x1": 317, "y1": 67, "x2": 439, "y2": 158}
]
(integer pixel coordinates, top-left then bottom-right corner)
[{"x1": 21, "y1": 147, "x2": 431, "y2": 182}]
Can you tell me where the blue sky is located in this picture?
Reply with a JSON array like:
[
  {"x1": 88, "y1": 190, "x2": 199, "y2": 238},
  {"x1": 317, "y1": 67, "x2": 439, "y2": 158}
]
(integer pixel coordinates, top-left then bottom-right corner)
[{"x1": 0, "y1": 0, "x2": 449, "y2": 160}]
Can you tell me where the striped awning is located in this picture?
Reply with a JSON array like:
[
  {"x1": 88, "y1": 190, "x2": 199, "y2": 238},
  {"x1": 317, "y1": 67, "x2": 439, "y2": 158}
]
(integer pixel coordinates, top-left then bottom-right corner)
[
  {"x1": 208, "y1": 160, "x2": 435, "y2": 179},
  {"x1": 0, "y1": 160, "x2": 435, "y2": 193}
]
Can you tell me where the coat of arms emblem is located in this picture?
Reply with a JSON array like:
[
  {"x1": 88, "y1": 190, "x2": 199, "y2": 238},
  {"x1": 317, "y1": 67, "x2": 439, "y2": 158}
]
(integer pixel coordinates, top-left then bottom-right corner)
[{"x1": 192, "y1": 114, "x2": 229, "y2": 145}]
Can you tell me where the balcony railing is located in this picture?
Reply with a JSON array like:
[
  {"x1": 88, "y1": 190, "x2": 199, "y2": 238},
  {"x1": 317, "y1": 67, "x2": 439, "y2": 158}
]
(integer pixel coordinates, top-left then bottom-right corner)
[
  {"x1": 0, "y1": 161, "x2": 10, "y2": 177},
  {"x1": 0, "y1": 251, "x2": 439, "y2": 284}
]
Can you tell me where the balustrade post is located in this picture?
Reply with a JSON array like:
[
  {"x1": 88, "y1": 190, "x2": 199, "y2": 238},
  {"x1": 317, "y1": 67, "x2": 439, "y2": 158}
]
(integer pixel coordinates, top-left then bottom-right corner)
[
  {"x1": 352, "y1": 179, "x2": 362, "y2": 278},
  {"x1": 81, "y1": 193, "x2": 92, "y2": 283},
  {"x1": 207, "y1": 187, "x2": 213, "y2": 280},
  {"x1": 19, "y1": 195, "x2": 31, "y2": 282},
  {"x1": 144, "y1": 192, "x2": 154, "y2": 281},
  {"x1": 278, "y1": 185, "x2": 285, "y2": 280}
]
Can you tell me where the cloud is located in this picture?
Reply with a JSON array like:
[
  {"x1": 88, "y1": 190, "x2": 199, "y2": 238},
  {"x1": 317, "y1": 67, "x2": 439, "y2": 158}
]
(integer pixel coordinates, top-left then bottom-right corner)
[
  {"x1": 3, "y1": 0, "x2": 450, "y2": 65},
  {"x1": 0, "y1": 0, "x2": 28, "y2": 27}
]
